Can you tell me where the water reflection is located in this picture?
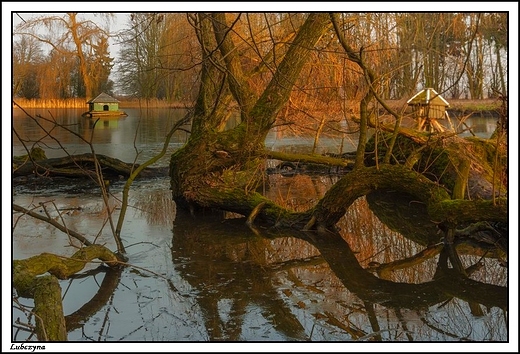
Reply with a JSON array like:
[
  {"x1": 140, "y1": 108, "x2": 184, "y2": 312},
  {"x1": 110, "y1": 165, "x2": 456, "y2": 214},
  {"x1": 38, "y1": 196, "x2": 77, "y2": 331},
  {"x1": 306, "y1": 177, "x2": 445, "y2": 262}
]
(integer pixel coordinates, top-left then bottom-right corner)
[
  {"x1": 12, "y1": 175, "x2": 507, "y2": 342},
  {"x1": 169, "y1": 208, "x2": 506, "y2": 341},
  {"x1": 13, "y1": 107, "x2": 499, "y2": 165},
  {"x1": 451, "y1": 112, "x2": 500, "y2": 138},
  {"x1": 11, "y1": 108, "x2": 507, "y2": 342},
  {"x1": 12, "y1": 108, "x2": 190, "y2": 165}
]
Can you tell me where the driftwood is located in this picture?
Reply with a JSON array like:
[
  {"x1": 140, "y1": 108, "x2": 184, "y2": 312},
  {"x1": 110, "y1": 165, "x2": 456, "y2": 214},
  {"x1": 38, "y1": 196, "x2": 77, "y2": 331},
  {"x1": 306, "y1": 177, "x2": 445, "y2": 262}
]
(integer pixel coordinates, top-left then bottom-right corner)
[{"x1": 13, "y1": 152, "x2": 169, "y2": 180}]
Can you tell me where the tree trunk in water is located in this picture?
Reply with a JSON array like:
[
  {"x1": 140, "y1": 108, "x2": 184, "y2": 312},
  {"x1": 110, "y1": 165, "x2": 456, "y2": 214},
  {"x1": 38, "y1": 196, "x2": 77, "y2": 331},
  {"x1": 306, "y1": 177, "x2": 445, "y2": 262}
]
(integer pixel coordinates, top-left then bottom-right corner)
[
  {"x1": 170, "y1": 13, "x2": 332, "y2": 214},
  {"x1": 33, "y1": 275, "x2": 67, "y2": 341},
  {"x1": 169, "y1": 13, "x2": 507, "y2": 244},
  {"x1": 13, "y1": 152, "x2": 167, "y2": 179}
]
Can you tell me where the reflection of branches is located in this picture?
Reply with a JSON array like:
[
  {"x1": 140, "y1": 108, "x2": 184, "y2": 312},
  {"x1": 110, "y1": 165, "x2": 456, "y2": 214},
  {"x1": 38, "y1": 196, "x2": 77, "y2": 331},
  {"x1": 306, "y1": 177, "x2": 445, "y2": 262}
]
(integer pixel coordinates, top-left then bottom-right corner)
[
  {"x1": 364, "y1": 302, "x2": 382, "y2": 341},
  {"x1": 65, "y1": 267, "x2": 122, "y2": 331},
  {"x1": 420, "y1": 313, "x2": 465, "y2": 340},
  {"x1": 395, "y1": 308, "x2": 414, "y2": 341},
  {"x1": 357, "y1": 328, "x2": 411, "y2": 342},
  {"x1": 296, "y1": 230, "x2": 507, "y2": 310},
  {"x1": 13, "y1": 297, "x2": 37, "y2": 341},
  {"x1": 270, "y1": 255, "x2": 325, "y2": 271},
  {"x1": 115, "y1": 112, "x2": 192, "y2": 238},
  {"x1": 172, "y1": 212, "x2": 506, "y2": 340},
  {"x1": 322, "y1": 311, "x2": 366, "y2": 340},
  {"x1": 171, "y1": 215, "x2": 308, "y2": 340},
  {"x1": 373, "y1": 244, "x2": 443, "y2": 279},
  {"x1": 117, "y1": 313, "x2": 163, "y2": 341}
]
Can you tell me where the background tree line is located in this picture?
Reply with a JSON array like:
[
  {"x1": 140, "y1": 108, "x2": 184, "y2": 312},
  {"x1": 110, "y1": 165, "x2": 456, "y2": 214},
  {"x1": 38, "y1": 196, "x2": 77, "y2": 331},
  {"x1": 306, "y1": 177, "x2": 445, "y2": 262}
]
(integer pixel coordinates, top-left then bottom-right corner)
[{"x1": 13, "y1": 12, "x2": 507, "y2": 103}]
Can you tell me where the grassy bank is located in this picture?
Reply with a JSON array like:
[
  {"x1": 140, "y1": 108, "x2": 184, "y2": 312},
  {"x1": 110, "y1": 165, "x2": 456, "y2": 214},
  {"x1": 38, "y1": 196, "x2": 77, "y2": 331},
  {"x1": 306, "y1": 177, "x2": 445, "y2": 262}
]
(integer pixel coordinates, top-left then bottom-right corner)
[
  {"x1": 384, "y1": 98, "x2": 502, "y2": 112},
  {"x1": 445, "y1": 99, "x2": 502, "y2": 112}
]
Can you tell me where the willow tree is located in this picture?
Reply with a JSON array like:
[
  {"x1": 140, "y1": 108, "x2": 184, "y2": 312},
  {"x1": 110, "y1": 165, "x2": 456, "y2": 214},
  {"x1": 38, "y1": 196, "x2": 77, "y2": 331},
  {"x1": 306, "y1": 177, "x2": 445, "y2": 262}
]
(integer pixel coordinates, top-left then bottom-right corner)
[
  {"x1": 169, "y1": 12, "x2": 507, "y2": 234},
  {"x1": 15, "y1": 12, "x2": 113, "y2": 99},
  {"x1": 169, "y1": 13, "x2": 332, "y2": 215}
]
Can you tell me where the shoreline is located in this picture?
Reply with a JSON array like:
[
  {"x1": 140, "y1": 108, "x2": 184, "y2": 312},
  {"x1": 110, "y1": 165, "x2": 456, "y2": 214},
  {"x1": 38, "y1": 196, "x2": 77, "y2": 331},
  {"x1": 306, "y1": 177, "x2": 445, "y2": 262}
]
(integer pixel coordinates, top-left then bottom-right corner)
[
  {"x1": 13, "y1": 98, "x2": 501, "y2": 111},
  {"x1": 13, "y1": 98, "x2": 191, "y2": 109}
]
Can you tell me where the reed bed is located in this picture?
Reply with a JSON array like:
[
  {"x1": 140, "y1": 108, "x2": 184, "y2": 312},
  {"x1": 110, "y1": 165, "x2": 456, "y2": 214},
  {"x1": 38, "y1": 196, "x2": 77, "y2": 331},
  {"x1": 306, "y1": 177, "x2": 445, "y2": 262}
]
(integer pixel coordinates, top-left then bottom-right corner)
[
  {"x1": 13, "y1": 98, "x2": 87, "y2": 109},
  {"x1": 13, "y1": 97, "x2": 497, "y2": 112},
  {"x1": 13, "y1": 97, "x2": 191, "y2": 109}
]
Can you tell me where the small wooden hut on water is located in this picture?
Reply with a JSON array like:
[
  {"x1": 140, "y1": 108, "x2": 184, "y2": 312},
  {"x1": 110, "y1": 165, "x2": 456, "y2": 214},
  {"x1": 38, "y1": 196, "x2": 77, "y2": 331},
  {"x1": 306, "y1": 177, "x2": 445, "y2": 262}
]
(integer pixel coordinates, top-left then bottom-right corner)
[
  {"x1": 407, "y1": 88, "x2": 453, "y2": 132},
  {"x1": 82, "y1": 93, "x2": 127, "y2": 117}
]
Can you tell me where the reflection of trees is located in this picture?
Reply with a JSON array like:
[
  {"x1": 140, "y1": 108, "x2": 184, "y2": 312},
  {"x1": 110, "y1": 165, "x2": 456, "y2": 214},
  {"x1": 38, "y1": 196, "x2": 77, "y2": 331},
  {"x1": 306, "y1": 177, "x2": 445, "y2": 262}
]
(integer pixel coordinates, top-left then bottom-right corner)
[
  {"x1": 171, "y1": 208, "x2": 506, "y2": 341},
  {"x1": 171, "y1": 213, "x2": 308, "y2": 341},
  {"x1": 297, "y1": 230, "x2": 506, "y2": 310},
  {"x1": 132, "y1": 185, "x2": 177, "y2": 225},
  {"x1": 367, "y1": 190, "x2": 507, "y2": 259}
]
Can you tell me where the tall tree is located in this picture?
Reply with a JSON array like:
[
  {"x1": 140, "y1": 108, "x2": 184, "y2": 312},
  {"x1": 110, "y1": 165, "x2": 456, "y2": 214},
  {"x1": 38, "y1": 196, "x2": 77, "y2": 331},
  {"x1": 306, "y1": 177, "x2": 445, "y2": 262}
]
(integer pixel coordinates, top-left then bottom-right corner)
[
  {"x1": 170, "y1": 12, "x2": 332, "y2": 212},
  {"x1": 12, "y1": 36, "x2": 43, "y2": 98},
  {"x1": 117, "y1": 13, "x2": 167, "y2": 99},
  {"x1": 480, "y1": 12, "x2": 508, "y2": 97},
  {"x1": 15, "y1": 13, "x2": 114, "y2": 99}
]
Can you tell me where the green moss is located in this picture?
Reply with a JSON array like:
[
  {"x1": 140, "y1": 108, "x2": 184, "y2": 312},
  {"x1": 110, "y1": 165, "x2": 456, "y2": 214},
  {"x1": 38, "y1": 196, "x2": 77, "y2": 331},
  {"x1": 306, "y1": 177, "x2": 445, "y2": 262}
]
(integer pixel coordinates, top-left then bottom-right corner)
[
  {"x1": 33, "y1": 275, "x2": 67, "y2": 340},
  {"x1": 365, "y1": 132, "x2": 507, "y2": 197},
  {"x1": 13, "y1": 147, "x2": 47, "y2": 163}
]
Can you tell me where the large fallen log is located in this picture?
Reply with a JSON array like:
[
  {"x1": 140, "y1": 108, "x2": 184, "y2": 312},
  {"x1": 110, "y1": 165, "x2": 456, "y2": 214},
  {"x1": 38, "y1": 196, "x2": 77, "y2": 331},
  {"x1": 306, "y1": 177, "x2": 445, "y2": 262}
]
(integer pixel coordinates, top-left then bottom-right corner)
[{"x1": 13, "y1": 153, "x2": 168, "y2": 180}]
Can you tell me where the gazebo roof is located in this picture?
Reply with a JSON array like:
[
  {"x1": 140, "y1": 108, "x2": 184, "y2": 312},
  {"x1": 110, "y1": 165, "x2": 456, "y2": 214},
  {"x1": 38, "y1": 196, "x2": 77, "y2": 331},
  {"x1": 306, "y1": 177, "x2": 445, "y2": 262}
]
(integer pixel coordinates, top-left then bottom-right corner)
[
  {"x1": 87, "y1": 93, "x2": 120, "y2": 103},
  {"x1": 407, "y1": 88, "x2": 449, "y2": 107}
]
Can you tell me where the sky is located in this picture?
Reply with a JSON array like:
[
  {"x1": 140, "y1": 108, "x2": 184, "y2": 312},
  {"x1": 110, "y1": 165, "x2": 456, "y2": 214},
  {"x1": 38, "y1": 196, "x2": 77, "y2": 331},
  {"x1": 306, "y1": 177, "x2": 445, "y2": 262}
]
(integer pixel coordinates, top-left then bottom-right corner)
[{"x1": 3, "y1": 2, "x2": 519, "y2": 353}]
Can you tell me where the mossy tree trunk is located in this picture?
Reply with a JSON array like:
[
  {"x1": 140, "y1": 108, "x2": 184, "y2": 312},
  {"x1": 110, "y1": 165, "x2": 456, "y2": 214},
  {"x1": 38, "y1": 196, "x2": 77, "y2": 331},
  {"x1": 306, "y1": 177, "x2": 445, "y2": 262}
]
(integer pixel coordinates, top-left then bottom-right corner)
[
  {"x1": 169, "y1": 13, "x2": 507, "y2": 239},
  {"x1": 170, "y1": 13, "x2": 332, "y2": 212}
]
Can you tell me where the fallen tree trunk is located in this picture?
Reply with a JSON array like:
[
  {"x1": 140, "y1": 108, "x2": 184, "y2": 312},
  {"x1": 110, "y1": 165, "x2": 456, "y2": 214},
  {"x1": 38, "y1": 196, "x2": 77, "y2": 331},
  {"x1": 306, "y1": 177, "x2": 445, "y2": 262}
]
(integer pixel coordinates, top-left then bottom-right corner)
[
  {"x1": 13, "y1": 245, "x2": 123, "y2": 341},
  {"x1": 13, "y1": 153, "x2": 168, "y2": 180},
  {"x1": 364, "y1": 124, "x2": 507, "y2": 200}
]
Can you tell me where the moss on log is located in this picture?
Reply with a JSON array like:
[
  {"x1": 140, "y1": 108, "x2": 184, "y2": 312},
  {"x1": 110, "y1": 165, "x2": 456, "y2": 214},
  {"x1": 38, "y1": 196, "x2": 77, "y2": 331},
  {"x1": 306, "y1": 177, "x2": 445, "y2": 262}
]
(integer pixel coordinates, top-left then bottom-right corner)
[
  {"x1": 13, "y1": 147, "x2": 47, "y2": 163},
  {"x1": 312, "y1": 164, "x2": 450, "y2": 229},
  {"x1": 13, "y1": 153, "x2": 135, "y2": 179},
  {"x1": 32, "y1": 276, "x2": 67, "y2": 341},
  {"x1": 365, "y1": 131, "x2": 507, "y2": 200},
  {"x1": 14, "y1": 245, "x2": 121, "y2": 296},
  {"x1": 429, "y1": 198, "x2": 507, "y2": 224},
  {"x1": 13, "y1": 245, "x2": 122, "y2": 341}
]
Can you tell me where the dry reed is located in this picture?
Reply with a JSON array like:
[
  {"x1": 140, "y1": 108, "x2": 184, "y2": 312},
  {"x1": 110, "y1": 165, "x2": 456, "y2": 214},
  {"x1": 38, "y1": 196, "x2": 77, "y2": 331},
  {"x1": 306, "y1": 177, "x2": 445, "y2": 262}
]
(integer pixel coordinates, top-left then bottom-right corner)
[
  {"x1": 12, "y1": 98, "x2": 192, "y2": 109},
  {"x1": 13, "y1": 98, "x2": 87, "y2": 109}
]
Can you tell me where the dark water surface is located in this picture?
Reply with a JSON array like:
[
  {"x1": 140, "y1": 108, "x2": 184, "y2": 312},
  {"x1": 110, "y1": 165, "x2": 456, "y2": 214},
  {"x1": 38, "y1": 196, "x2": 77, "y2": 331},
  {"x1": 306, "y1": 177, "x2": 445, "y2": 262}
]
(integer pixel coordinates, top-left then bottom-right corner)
[{"x1": 11, "y1": 108, "x2": 509, "y2": 347}]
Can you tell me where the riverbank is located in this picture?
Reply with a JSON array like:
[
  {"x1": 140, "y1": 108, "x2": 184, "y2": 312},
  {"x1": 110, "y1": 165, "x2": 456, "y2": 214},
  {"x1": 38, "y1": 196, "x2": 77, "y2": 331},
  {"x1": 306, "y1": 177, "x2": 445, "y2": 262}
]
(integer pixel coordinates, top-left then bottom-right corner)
[{"x1": 13, "y1": 97, "x2": 502, "y2": 112}]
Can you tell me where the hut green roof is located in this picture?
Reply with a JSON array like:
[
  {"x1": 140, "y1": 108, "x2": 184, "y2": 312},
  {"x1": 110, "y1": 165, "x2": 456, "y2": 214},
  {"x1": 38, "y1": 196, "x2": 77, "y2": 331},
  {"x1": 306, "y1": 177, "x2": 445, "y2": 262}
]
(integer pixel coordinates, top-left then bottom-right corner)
[{"x1": 87, "y1": 93, "x2": 120, "y2": 104}]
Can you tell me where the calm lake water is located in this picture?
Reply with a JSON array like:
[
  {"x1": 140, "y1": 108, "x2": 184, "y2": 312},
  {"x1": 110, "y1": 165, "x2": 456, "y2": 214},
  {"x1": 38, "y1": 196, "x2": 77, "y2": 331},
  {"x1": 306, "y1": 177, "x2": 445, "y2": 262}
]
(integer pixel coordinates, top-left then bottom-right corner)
[{"x1": 11, "y1": 107, "x2": 509, "y2": 348}]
